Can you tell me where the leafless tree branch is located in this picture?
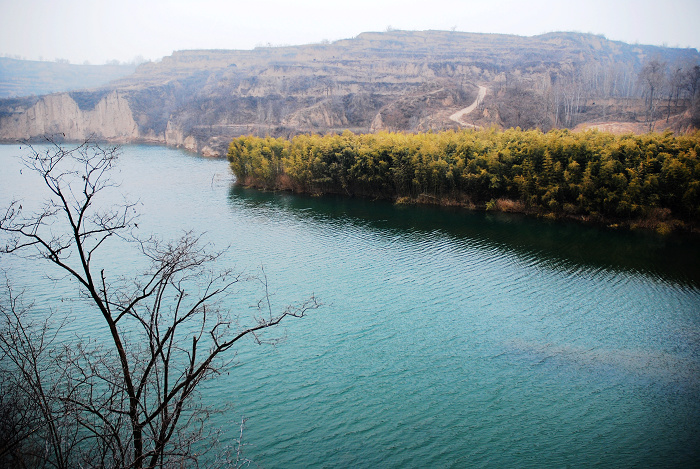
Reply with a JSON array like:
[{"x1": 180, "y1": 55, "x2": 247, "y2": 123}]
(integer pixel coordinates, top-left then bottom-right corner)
[{"x1": 0, "y1": 137, "x2": 320, "y2": 468}]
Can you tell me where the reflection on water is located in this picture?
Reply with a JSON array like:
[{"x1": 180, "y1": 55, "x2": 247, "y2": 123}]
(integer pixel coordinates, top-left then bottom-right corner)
[
  {"x1": 2, "y1": 145, "x2": 699, "y2": 468},
  {"x1": 224, "y1": 178, "x2": 700, "y2": 467},
  {"x1": 229, "y1": 185, "x2": 700, "y2": 289}
]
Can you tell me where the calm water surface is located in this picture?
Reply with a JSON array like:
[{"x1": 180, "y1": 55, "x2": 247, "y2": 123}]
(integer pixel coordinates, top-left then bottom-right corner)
[{"x1": 1, "y1": 144, "x2": 699, "y2": 468}]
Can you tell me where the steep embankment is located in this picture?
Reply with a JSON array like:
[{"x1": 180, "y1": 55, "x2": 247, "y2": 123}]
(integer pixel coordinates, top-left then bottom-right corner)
[{"x1": 0, "y1": 91, "x2": 138, "y2": 142}]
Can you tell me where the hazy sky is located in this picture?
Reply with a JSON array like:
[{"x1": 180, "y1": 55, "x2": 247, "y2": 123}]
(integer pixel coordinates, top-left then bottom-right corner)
[{"x1": 1, "y1": 0, "x2": 698, "y2": 64}]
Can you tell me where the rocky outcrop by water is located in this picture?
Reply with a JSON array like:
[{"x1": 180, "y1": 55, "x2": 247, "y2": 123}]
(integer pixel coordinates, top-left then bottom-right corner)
[{"x1": 0, "y1": 91, "x2": 138, "y2": 142}]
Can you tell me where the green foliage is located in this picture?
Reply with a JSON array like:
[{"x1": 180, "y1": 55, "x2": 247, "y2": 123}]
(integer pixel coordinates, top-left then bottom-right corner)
[{"x1": 228, "y1": 129, "x2": 700, "y2": 228}]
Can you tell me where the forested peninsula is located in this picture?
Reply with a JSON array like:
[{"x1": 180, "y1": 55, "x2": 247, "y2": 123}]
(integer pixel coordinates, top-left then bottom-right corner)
[{"x1": 228, "y1": 129, "x2": 700, "y2": 234}]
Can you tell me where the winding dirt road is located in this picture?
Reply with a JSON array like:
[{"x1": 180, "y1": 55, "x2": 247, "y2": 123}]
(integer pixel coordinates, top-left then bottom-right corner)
[{"x1": 449, "y1": 85, "x2": 487, "y2": 126}]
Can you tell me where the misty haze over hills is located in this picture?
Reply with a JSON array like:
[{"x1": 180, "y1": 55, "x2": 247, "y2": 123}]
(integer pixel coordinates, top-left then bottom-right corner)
[
  {"x1": 0, "y1": 58, "x2": 137, "y2": 98},
  {"x1": 1, "y1": 30, "x2": 698, "y2": 156}
]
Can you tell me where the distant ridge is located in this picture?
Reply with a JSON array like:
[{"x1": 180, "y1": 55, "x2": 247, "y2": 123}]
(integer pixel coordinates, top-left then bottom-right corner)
[{"x1": 0, "y1": 58, "x2": 137, "y2": 98}]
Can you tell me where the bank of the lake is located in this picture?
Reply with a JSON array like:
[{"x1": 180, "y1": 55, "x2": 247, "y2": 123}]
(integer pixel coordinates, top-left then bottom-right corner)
[
  {"x1": 2, "y1": 143, "x2": 699, "y2": 468},
  {"x1": 228, "y1": 128, "x2": 700, "y2": 235}
]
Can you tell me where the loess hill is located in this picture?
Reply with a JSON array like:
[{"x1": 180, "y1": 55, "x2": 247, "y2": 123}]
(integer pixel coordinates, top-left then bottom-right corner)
[{"x1": 1, "y1": 30, "x2": 699, "y2": 156}]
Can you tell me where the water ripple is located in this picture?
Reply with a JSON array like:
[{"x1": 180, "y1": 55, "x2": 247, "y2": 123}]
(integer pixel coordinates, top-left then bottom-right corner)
[{"x1": 3, "y1": 145, "x2": 700, "y2": 468}]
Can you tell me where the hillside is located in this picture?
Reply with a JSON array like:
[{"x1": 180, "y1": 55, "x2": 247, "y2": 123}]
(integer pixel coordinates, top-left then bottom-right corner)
[
  {"x1": 0, "y1": 58, "x2": 137, "y2": 98},
  {"x1": 1, "y1": 30, "x2": 699, "y2": 156}
]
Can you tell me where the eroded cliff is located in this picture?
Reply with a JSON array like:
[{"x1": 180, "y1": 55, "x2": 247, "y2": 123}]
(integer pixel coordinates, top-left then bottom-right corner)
[{"x1": 0, "y1": 91, "x2": 138, "y2": 142}]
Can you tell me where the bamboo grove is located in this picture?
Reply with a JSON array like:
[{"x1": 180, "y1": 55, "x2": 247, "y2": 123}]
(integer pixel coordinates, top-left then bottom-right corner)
[{"x1": 228, "y1": 129, "x2": 700, "y2": 232}]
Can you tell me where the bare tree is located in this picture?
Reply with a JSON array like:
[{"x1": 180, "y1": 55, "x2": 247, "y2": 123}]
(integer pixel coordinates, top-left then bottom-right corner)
[
  {"x1": 0, "y1": 280, "x2": 80, "y2": 469},
  {"x1": 638, "y1": 58, "x2": 667, "y2": 131},
  {"x1": 0, "y1": 282, "x2": 52, "y2": 467},
  {"x1": 0, "y1": 138, "x2": 319, "y2": 468},
  {"x1": 685, "y1": 65, "x2": 700, "y2": 101},
  {"x1": 549, "y1": 68, "x2": 586, "y2": 128}
]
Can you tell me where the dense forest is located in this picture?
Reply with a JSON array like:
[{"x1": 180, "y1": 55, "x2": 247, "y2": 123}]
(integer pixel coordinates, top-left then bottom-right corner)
[{"x1": 228, "y1": 129, "x2": 700, "y2": 234}]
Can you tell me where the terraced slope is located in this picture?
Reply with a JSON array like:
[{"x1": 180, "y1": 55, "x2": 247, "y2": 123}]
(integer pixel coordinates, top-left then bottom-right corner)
[{"x1": 1, "y1": 30, "x2": 698, "y2": 155}]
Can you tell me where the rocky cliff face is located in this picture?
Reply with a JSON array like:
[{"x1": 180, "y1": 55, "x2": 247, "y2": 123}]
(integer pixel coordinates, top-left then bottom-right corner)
[
  {"x1": 0, "y1": 91, "x2": 138, "y2": 142},
  {"x1": 1, "y1": 30, "x2": 698, "y2": 155}
]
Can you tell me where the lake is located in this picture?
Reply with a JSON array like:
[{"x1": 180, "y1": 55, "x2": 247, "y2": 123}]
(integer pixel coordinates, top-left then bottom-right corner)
[{"x1": 1, "y1": 143, "x2": 699, "y2": 467}]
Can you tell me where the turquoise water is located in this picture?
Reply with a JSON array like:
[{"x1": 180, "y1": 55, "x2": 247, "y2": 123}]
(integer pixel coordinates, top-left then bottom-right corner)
[{"x1": 1, "y1": 144, "x2": 699, "y2": 467}]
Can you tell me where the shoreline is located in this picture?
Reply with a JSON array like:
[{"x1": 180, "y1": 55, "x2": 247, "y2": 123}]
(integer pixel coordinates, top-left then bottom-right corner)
[{"x1": 236, "y1": 180, "x2": 699, "y2": 237}]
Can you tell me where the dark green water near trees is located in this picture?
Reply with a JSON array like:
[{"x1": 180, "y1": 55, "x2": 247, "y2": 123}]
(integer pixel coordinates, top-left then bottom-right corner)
[{"x1": 2, "y1": 144, "x2": 699, "y2": 467}]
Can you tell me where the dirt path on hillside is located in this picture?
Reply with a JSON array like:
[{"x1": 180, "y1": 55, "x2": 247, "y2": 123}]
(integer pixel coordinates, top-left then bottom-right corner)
[{"x1": 449, "y1": 85, "x2": 487, "y2": 126}]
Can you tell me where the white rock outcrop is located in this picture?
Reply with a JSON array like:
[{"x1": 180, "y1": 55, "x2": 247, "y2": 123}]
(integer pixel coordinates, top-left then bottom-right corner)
[{"x1": 0, "y1": 91, "x2": 139, "y2": 141}]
